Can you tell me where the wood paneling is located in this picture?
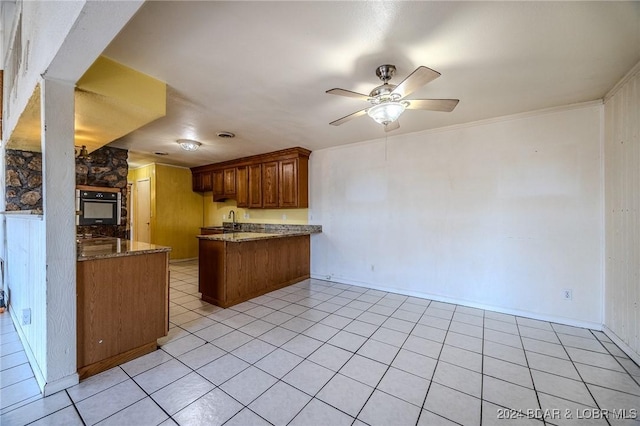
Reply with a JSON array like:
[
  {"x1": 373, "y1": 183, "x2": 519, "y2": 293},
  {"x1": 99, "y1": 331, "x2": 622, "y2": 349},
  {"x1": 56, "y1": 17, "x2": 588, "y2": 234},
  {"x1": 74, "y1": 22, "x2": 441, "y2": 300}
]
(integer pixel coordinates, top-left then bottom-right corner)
[
  {"x1": 604, "y1": 65, "x2": 640, "y2": 359},
  {"x1": 77, "y1": 251, "x2": 169, "y2": 378},
  {"x1": 199, "y1": 235, "x2": 310, "y2": 307},
  {"x1": 6, "y1": 215, "x2": 47, "y2": 375}
]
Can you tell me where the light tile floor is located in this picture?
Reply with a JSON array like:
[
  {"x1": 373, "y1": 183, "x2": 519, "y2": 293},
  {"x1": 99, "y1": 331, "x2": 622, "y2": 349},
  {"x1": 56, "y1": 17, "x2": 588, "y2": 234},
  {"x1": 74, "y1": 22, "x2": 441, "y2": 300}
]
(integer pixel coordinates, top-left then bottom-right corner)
[{"x1": 1, "y1": 260, "x2": 639, "y2": 425}]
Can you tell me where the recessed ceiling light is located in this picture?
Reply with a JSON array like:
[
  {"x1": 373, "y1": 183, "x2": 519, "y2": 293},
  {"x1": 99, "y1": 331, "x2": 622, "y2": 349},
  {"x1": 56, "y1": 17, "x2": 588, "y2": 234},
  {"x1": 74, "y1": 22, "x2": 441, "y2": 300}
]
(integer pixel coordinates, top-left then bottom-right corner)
[
  {"x1": 217, "y1": 131, "x2": 235, "y2": 139},
  {"x1": 177, "y1": 139, "x2": 202, "y2": 151},
  {"x1": 154, "y1": 151, "x2": 169, "y2": 156}
]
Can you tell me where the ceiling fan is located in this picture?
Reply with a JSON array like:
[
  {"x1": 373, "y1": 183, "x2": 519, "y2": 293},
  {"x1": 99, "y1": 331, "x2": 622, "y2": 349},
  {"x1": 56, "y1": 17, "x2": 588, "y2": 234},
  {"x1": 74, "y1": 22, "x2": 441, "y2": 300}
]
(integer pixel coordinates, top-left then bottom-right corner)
[{"x1": 327, "y1": 64, "x2": 459, "y2": 132}]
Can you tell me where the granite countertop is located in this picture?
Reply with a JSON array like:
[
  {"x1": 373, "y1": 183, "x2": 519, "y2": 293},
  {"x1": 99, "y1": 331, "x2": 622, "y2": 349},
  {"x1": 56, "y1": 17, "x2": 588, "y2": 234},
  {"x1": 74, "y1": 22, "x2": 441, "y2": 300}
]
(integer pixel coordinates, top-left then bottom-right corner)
[
  {"x1": 197, "y1": 223, "x2": 322, "y2": 243},
  {"x1": 77, "y1": 237, "x2": 171, "y2": 261},
  {"x1": 198, "y1": 230, "x2": 315, "y2": 243}
]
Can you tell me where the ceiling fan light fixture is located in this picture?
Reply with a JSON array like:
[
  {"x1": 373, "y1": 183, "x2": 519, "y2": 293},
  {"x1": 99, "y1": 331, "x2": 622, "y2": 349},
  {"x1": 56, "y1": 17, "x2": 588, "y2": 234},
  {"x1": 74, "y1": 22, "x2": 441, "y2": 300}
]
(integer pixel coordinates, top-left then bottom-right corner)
[
  {"x1": 177, "y1": 139, "x2": 202, "y2": 151},
  {"x1": 367, "y1": 101, "x2": 406, "y2": 125}
]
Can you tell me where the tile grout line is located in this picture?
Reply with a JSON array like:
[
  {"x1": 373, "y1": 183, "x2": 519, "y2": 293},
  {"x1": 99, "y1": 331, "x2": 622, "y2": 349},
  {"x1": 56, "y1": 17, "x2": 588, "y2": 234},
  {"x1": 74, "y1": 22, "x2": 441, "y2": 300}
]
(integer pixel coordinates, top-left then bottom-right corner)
[
  {"x1": 415, "y1": 302, "x2": 459, "y2": 426},
  {"x1": 590, "y1": 328, "x2": 640, "y2": 389},
  {"x1": 346, "y1": 297, "x2": 426, "y2": 424},
  {"x1": 549, "y1": 324, "x2": 612, "y2": 426},
  {"x1": 5, "y1": 261, "x2": 640, "y2": 426},
  {"x1": 515, "y1": 316, "x2": 548, "y2": 426}
]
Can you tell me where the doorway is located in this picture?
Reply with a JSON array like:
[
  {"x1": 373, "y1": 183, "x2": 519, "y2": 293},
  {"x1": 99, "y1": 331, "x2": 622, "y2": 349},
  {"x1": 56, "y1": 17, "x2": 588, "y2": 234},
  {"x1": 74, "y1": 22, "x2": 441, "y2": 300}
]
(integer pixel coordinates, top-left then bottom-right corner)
[{"x1": 135, "y1": 178, "x2": 151, "y2": 243}]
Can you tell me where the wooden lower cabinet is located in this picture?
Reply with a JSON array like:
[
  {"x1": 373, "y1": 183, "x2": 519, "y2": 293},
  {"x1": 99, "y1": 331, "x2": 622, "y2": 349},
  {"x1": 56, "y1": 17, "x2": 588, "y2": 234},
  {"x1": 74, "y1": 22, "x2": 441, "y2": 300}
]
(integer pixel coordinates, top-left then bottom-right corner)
[
  {"x1": 199, "y1": 235, "x2": 310, "y2": 308},
  {"x1": 76, "y1": 251, "x2": 169, "y2": 379}
]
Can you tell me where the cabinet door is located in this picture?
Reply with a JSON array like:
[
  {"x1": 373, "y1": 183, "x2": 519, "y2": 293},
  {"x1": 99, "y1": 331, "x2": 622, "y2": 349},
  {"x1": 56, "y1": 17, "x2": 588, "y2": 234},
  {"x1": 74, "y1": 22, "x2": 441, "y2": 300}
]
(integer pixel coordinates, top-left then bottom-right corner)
[
  {"x1": 213, "y1": 170, "x2": 224, "y2": 200},
  {"x1": 200, "y1": 172, "x2": 213, "y2": 192},
  {"x1": 236, "y1": 166, "x2": 249, "y2": 207},
  {"x1": 262, "y1": 161, "x2": 279, "y2": 208},
  {"x1": 279, "y1": 159, "x2": 298, "y2": 208},
  {"x1": 248, "y1": 164, "x2": 262, "y2": 208},
  {"x1": 192, "y1": 172, "x2": 203, "y2": 192},
  {"x1": 223, "y1": 168, "x2": 236, "y2": 196}
]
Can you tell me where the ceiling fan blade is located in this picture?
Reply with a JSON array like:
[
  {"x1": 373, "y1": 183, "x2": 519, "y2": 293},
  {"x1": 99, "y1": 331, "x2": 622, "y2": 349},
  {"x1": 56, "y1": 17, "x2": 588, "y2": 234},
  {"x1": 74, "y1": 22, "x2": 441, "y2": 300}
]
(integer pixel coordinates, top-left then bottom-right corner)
[
  {"x1": 329, "y1": 108, "x2": 368, "y2": 126},
  {"x1": 405, "y1": 99, "x2": 459, "y2": 112},
  {"x1": 392, "y1": 66, "x2": 441, "y2": 99},
  {"x1": 384, "y1": 121, "x2": 400, "y2": 132},
  {"x1": 326, "y1": 88, "x2": 370, "y2": 101}
]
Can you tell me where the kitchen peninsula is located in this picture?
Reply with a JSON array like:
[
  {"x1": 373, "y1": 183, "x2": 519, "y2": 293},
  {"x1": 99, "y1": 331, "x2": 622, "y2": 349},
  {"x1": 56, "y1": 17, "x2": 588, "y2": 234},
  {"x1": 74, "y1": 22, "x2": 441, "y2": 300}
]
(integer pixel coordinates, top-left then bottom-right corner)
[
  {"x1": 76, "y1": 238, "x2": 171, "y2": 379},
  {"x1": 198, "y1": 224, "x2": 321, "y2": 307}
]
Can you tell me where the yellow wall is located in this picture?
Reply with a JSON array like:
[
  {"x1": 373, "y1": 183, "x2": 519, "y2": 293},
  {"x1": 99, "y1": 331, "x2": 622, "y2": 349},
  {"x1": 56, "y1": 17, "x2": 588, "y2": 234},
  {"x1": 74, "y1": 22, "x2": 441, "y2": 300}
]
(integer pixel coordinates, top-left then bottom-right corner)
[
  {"x1": 203, "y1": 197, "x2": 309, "y2": 226},
  {"x1": 128, "y1": 163, "x2": 308, "y2": 259},
  {"x1": 128, "y1": 163, "x2": 204, "y2": 260},
  {"x1": 155, "y1": 164, "x2": 203, "y2": 259}
]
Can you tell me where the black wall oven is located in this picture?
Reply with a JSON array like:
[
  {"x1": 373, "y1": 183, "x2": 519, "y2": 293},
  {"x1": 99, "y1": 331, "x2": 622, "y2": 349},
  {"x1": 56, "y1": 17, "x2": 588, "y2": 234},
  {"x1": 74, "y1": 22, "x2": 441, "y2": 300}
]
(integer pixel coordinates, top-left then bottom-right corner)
[{"x1": 76, "y1": 189, "x2": 121, "y2": 225}]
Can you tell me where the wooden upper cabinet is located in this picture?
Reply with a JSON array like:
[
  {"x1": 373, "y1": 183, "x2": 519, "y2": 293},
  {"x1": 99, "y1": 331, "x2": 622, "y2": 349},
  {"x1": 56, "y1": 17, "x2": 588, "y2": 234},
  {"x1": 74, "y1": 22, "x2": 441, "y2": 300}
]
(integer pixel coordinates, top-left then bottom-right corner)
[
  {"x1": 192, "y1": 173, "x2": 203, "y2": 192},
  {"x1": 279, "y1": 159, "x2": 298, "y2": 208},
  {"x1": 223, "y1": 168, "x2": 236, "y2": 196},
  {"x1": 201, "y1": 172, "x2": 213, "y2": 192},
  {"x1": 191, "y1": 147, "x2": 310, "y2": 208},
  {"x1": 248, "y1": 164, "x2": 263, "y2": 208},
  {"x1": 212, "y1": 170, "x2": 224, "y2": 200},
  {"x1": 192, "y1": 171, "x2": 213, "y2": 192},
  {"x1": 236, "y1": 166, "x2": 249, "y2": 208},
  {"x1": 262, "y1": 161, "x2": 279, "y2": 208},
  {"x1": 211, "y1": 168, "x2": 236, "y2": 201}
]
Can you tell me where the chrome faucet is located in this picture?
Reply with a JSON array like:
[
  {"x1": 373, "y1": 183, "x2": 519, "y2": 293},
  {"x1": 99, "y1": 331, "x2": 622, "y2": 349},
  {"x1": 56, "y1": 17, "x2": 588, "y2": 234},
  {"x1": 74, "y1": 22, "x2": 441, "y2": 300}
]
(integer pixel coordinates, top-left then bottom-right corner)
[{"x1": 229, "y1": 210, "x2": 238, "y2": 230}]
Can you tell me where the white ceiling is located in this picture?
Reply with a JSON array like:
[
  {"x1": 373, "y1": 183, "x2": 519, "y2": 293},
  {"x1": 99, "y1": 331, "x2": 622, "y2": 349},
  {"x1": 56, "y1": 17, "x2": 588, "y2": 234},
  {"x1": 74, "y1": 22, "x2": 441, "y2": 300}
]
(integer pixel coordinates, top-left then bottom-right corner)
[{"x1": 103, "y1": 1, "x2": 640, "y2": 169}]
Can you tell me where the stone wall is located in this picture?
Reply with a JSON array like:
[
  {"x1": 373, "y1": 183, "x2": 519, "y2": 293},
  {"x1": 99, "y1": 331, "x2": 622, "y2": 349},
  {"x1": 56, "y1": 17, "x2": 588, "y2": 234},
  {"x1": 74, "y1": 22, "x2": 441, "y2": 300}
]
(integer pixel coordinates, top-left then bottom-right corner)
[
  {"x1": 76, "y1": 146, "x2": 129, "y2": 238},
  {"x1": 6, "y1": 150, "x2": 43, "y2": 212},
  {"x1": 5, "y1": 145, "x2": 129, "y2": 238}
]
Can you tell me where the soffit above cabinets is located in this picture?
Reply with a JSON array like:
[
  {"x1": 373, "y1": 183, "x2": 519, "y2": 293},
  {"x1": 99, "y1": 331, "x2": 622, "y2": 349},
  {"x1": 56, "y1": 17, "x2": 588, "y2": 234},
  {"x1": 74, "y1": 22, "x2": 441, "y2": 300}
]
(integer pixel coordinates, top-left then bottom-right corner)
[{"x1": 6, "y1": 56, "x2": 166, "y2": 154}]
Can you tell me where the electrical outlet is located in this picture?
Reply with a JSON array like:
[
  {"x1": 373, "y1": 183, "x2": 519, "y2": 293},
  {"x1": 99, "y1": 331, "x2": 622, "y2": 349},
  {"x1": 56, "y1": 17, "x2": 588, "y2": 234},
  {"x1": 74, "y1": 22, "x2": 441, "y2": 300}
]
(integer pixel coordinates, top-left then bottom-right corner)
[
  {"x1": 562, "y1": 289, "x2": 573, "y2": 301},
  {"x1": 222, "y1": 214, "x2": 226, "y2": 220},
  {"x1": 243, "y1": 213, "x2": 250, "y2": 219},
  {"x1": 282, "y1": 214, "x2": 287, "y2": 220},
  {"x1": 22, "y1": 308, "x2": 31, "y2": 325}
]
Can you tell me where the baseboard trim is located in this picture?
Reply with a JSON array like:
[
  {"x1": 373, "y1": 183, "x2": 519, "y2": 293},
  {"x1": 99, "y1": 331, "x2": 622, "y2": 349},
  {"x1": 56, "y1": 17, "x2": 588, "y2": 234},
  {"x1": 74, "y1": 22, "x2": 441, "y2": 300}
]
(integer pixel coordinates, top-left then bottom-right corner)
[
  {"x1": 310, "y1": 274, "x2": 602, "y2": 330},
  {"x1": 9, "y1": 307, "x2": 79, "y2": 396},
  {"x1": 602, "y1": 325, "x2": 640, "y2": 366},
  {"x1": 9, "y1": 307, "x2": 46, "y2": 393},
  {"x1": 170, "y1": 257, "x2": 198, "y2": 264},
  {"x1": 42, "y1": 373, "x2": 79, "y2": 397}
]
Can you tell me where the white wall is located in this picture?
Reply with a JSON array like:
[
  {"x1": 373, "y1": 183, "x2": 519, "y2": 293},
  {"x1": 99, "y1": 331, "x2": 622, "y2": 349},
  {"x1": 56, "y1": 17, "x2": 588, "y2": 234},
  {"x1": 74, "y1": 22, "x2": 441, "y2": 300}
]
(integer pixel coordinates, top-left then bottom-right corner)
[
  {"x1": 2, "y1": 1, "x2": 85, "y2": 140},
  {"x1": 603, "y1": 62, "x2": 640, "y2": 361},
  {"x1": 5, "y1": 214, "x2": 47, "y2": 384},
  {"x1": 1, "y1": 1, "x2": 143, "y2": 394},
  {"x1": 311, "y1": 103, "x2": 603, "y2": 328}
]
